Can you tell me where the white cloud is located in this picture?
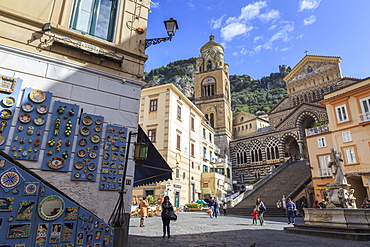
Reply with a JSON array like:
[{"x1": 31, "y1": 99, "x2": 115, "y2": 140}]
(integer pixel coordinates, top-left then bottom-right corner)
[
  {"x1": 150, "y1": 1, "x2": 160, "y2": 8},
  {"x1": 254, "y1": 36, "x2": 262, "y2": 43},
  {"x1": 221, "y1": 23, "x2": 253, "y2": 42},
  {"x1": 270, "y1": 21, "x2": 295, "y2": 42},
  {"x1": 216, "y1": 1, "x2": 281, "y2": 42},
  {"x1": 209, "y1": 15, "x2": 225, "y2": 29},
  {"x1": 233, "y1": 51, "x2": 239, "y2": 56},
  {"x1": 187, "y1": 0, "x2": 194, "y2": 8},
  {"x1": 253, "y1": 45, "x2": 262, "y2": 53},
  {"x1": 239, "y1": 1, "x2": 267, "y2": 21},
  {"x1": 303, "y1": 15, "x2": 316, "y2": 25},
  {"x1": 260, "y1": 9, "x2": 280, "y2": 22},
  {"x1": 298, "y1": 0, "x2": 321, "y2": 12},
  {"x1": 296, "y1": 34, "x2": 304, "y2": 39},
  {"x1": 268, "y1": 24, "x2": 277, "y2": 31},
  {"x1": 280, "y1": 47, "x2": 292, "y2": 52}
]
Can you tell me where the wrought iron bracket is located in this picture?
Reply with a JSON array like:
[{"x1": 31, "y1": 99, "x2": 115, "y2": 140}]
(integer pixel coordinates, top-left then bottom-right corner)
[{"x1": 145, "y1": 36, "x2": 172, "y2": 49}]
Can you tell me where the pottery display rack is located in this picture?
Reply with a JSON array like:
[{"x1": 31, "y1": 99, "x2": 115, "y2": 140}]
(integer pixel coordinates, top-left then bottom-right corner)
[
  {"x1": 0, "y1": 75, "x2": 23, "y2": 150},
  {"x1": 41, "y1": 101, "x2": 80, "y2": 172},
  {"x1": 8, "y1": 88, "x2": 53, "y2": 161},
  {"x1": 71, "y1": 113, "x2": 104, "y2": 182},
  {"x1": 99, "y1": 125, "x2": 127, "y2": 191}
]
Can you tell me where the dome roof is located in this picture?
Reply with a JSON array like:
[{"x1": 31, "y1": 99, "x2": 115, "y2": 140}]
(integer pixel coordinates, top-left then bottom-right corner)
[{"x1": 200, "y1": 35, "x2": 224, "y2": 52}]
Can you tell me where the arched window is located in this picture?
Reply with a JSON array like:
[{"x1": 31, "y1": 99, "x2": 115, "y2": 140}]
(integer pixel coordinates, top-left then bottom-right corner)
[
  {"x1": 210, "y1": 113, "x2": 214, "y2": 128},
  {"x1": 249, "y1": 141, "x2": 262, "y2": 163},
  {"x1": 207, "y1": 61, "x2": 212, "y2": 71},
  {"x1": 199, "y1": 66, "x2": 202, "y2": 72},
  {"x1": 205, "y1": 114, "x2": 209, "y2": 121},
  {"x1": 265, "y1": 138, "x2": 279, "y2": 160}
]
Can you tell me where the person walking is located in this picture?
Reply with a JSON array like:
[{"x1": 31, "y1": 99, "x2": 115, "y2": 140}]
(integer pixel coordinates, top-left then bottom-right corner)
[
  {"x1": 138, "y1": 196, "x2": 149, "y2": 227},
  {"x1": 300, "y1": 201, "x2": 306, "y2": 216},
  {"x1": 213, "y1": 197, "x2": 219, "y2": 218},
  {"x1": 222, "y1": 200, "x2": 227, "y2": 216},
  {"x1": 251, "y1": 207, "x2": 258, "y2": 225},
  {"x1": 161, "y1": 196, "x2": 173, "y2": 238},
  {"x1": 256, "y1": 198, "x2": 266, "y2": 226},
  {"x1": 276, "y1": 200, "x2": 282, "y2": 208},
  {"x1": 286, "y1": 198, "x2": 297, "y2": 225},
  {"x1": 208, "y1": 198, "x2": 215, "y2": 218},
  {"x1": 139, "y1": 196, "x2": 149, "y2": 227}
]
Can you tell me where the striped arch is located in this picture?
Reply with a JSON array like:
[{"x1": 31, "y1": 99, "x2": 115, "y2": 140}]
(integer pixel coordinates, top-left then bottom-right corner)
[{"x1": 296, "y1": 111, "x2": 320, "y2": 139}]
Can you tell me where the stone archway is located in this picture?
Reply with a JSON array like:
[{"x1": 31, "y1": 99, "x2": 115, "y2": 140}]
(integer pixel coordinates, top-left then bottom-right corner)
[
  {"x1": 281, "y1": 133, "x2": 300, "y2": 160},
  {"x1": 296, "y1": 111, "x2": 319, "y2": 159}
]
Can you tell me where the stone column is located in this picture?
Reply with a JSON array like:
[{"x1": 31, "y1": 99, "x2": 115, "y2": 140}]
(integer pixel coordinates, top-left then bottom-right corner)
[{"x1": 298, "y1": 141, "x2": 304, "y2": 160}]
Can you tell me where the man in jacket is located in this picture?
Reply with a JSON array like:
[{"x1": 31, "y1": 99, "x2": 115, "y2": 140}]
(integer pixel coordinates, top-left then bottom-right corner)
[{"x1": 286, "y1": 198, "x2": 297, "y2": 225}]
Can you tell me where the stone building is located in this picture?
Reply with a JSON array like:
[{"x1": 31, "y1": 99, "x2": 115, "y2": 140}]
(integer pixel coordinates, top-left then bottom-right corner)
[
  {"x1": 230, "y1": 55, "x2": 360, "y2": 188},
  {"x1": 0, "y1": 0, "x2": 153, "y2": 245},
  {"x1": 306, "y1": 77, "x2": 370, "y2": 206},
  {"x1": 194, "y1": 35, "x2": 233, "y2": 159}
]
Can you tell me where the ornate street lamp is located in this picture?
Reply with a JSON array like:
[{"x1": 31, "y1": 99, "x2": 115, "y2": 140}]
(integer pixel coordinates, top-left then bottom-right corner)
[{"x1": 145, "y1": 18, "x2": 179, "y2": 49}]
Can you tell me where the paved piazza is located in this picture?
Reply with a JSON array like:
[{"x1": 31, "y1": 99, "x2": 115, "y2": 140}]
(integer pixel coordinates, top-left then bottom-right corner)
[{"x1": 127, "y1": 212, "x2": 370, "y2": 247}]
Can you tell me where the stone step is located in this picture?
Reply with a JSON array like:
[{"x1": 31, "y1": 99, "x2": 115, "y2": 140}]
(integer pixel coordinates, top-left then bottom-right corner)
[{"x1": 284, "y1": 225, "x2": 370, "y2": 241}]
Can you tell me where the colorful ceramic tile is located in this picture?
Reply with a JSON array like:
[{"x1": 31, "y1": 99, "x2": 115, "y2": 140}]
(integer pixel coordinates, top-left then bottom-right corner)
[
  {"x1": 61, "y1": 222, "x2": 74, "y2": 242},
  {"x1": 0, "y1": 197, "x2": 14, "y2": 211},
  {"x1": 103, "y1": 235, "x2": 110, "y2": 247},
  {"x1": 35, "y1": 223, "x2": 48, "y2": 247},
  {"x1": 71, "y1": 113, "x2": 104, "y2": 182},
  {"x1": 8, "y1": 88, "x2": 52, "y2": 160},
  {"x1": 41, "y1": 101, "x2": 80, "y2": 172},
  {"x1": 0, "y1": 167, "x2": 25, "y2": 192},
  {"x1": 65, "y1": 244, "x2": 75, "y2": 247},
  {"x1": 94, "y1": 243, "x2": 101, "y2": 247},
  {"x1": 23, "y1": 182, "x2": 39, "y2": 195},
  {"x1": 14, "y1": 244, "x2": 26, "y2": 247},
  {"x1": 86, "y1": 234, "x2": 93, "y2": 244},
  {"x1": 76, "y1": 232, "x2": 84, "y2": 245},
  {"x1": 95, "y1": 230, "x2": 102, "y2": 240},
  {"x1": 7, "y1": 223, "x2": 31, "y2": 238},
  {"x1": 64, "y1": 207, "x2": 78, "y2": 220},
  {"x1": 16, "y1": 201, "x2": 35, "y2": 220},
  {"x1": 49, "y1": 223, "x2": 62, "y2": 243},
  {"x1": 99, "y1": 125, "x2": 127, "y2": 191}
]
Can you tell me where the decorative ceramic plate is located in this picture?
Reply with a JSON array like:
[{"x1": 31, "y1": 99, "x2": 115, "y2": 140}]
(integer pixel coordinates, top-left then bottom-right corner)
[
  {"x1": 91, "y1": 134, "x2": 101, "y2": 144},
  {"x1": 95, "y1": 119, "x2": 102, "y2": 125},
  {"x1": 1, "y1": 169, "x2": 20, "y2": 188},
  {"x1": 0, "y1": 76, "x2": 17, "y2": 93},
  {"x1": 94, "y1": 125, "x2": 101, "y2": 132},
  {"x1": 19, "y1": 113, "x2": 31, "y2": 123},
  {"x1": 36, "y1": 104, "x2": 48, "y2": 114},
  {"x1": 34, "y1": 116, "x2": 45, "y2": 126},
  {"x1": 74, "y1": 161, "x2": 84, "y2": 170},
  {"x1": 79, "y1": 138, "x2": 87, "y2": 146},
  {"x1": 0, "y1": 109, "x2": 13, "y2": 119},
  {"x1": 77, "y1": 149, "x2": 86, "y2": 158},
  {"x1": 22, "y1": 102, "x2": 34, "y2": 112},
  {"x1": 80, "y1": 126, "x2": 90, "y2": 136},
  {"x1": 119, "y1": 154, "x2": 125, "y2": 161},
  {"x1": 103, "y1": 152, "x2": 110, "y2": 160},
  {"x1": 3, "y1": 96, "x2": 16, "y2": 107},
  {"x1": 87, "y1": 173, "x2": 94, "y2": 180},
  {"x1": 47, "y1": 157, "x2": 65, "y2": 169},
  {"x1": 24, "y1": 183, "x2": 37, "y2": 195},
  {"x1": 120, "y1": 136, "x2": 126, "y2": 142},
  {"x1": 88, "y1": 163, "x2": 96, "y2": 171},
  {"x1": 0, "y1": 134, "x2": 5, "y2": 145},
  {"x1": 89, "y1": 151, "x2": 97, "y2": 159},
  {"x1": 74, "y1": 172, "x2": 81, "y2": 178},
  {"x1": 29, "y1": 90, "x2": 46, "y2": 103},
  {"x1": 82, "y1": 116, "x2": 93, "y2": 126}
]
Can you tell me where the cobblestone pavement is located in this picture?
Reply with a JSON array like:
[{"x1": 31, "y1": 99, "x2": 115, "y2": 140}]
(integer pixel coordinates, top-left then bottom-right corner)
[{"x1": 127, "y1": 212, "x2": 370, "y2": 247}]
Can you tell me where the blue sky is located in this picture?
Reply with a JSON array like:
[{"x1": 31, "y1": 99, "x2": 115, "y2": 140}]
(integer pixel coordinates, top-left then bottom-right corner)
[{"x1": 144, "y1": 0, "x2": 370, "y2": 80}]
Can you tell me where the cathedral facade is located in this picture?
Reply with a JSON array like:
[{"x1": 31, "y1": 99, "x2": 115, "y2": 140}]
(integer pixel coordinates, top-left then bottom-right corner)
[{"x1": 230, "y1": 55, "x2": 360, "y2": 187}]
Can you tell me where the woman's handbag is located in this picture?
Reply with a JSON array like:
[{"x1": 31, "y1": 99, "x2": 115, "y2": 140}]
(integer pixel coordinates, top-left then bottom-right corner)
[{"x1": 169, "y1": 211, "x2": 177, "y2": 221}]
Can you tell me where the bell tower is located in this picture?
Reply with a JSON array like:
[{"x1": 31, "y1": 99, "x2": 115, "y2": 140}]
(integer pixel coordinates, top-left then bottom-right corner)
[{"x1": 194, "y1": 35, "x2": 233, "y2": 157}]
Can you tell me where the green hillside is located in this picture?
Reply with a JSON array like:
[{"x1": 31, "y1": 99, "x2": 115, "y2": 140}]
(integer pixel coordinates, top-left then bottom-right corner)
[{"x1": 144, "y1": 58, "x2": 291, "y2": 115}]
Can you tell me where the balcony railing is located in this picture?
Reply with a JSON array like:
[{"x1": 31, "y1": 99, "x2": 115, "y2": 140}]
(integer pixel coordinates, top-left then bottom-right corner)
[
  {"x1": 306, "y1": 124, "x2": 329, "y2": 136},
  {"x1": 359, "y1": 112, "x2": 370, "y2": 123}
]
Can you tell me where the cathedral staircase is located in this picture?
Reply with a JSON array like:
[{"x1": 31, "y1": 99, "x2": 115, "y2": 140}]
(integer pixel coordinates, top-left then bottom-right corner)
[{"x1": 228, "y1": 160, "x2": 311, "y2": 217}]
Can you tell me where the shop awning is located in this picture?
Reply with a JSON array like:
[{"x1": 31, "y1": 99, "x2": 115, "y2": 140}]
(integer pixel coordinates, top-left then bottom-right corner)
[{"x1": 134, "y1": 125, "x2": 172, "y2": 187}]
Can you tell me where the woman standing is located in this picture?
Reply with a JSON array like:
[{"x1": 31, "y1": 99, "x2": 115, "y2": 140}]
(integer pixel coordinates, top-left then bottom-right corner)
[
  {"x1": 161, "y1": 196, "x2": 173, "y2": 238},
  {"x1": 256, "y1": 197, "x2": 266, "y2": 226},
  {"x1": 138, "y1": 196, "x2": 149, "y2": 227}
]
